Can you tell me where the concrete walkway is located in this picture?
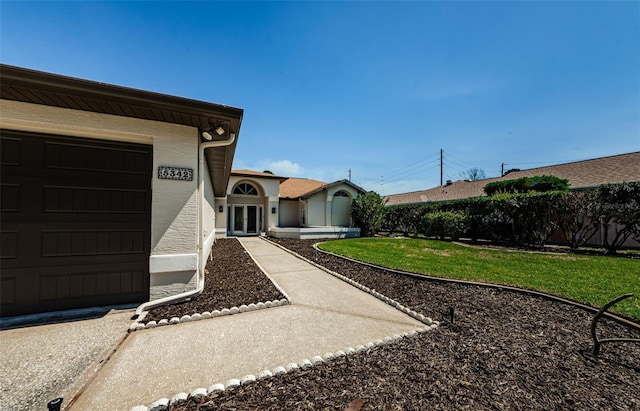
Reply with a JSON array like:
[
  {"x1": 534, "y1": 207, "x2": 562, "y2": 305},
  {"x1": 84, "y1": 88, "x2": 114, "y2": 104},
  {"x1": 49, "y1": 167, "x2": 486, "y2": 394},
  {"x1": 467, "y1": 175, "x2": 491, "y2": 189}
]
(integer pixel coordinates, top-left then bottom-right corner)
[{"x1": 70, "y1": 237, "x2": 426, "y2": 410}]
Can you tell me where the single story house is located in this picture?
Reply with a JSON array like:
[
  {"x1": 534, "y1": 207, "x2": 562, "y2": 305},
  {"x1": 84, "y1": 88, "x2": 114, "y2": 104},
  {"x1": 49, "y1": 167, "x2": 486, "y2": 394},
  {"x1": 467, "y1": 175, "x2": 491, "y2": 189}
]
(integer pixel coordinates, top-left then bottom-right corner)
[
  {"x1": 1, "y1": 65, "x2": 243, "y2": 317},
  {"x1": 214, "y1": 170, "x2": 365, "y2": 239}
]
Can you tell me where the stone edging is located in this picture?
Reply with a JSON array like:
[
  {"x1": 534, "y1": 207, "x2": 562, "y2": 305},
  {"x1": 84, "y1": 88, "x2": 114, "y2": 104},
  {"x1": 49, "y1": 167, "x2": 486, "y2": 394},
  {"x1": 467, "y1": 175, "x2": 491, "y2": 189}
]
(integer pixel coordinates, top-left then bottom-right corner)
[
  {"x1": 128, "y1": 238, "x2": 293, "y2": 333},
  {"x1": 128, "y1": 324, "x2": 438, "y2": 411},
  {"x1": 127, "y1": 299, "x2": 289, "y2": 333},
  {"x1": 260, "y1": 237, "x2": 438, "y2": 327}
]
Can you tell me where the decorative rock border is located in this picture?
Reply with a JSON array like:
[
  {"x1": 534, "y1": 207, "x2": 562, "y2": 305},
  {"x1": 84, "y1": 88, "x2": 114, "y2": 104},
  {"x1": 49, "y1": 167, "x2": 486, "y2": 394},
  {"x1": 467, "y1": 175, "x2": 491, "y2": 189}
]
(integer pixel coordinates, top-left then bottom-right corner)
[
  {"x1": 261, "y1": 237, "x2": 438, "y2": 327},
  {"x1": 128, "y1": 298, "x2": 290, "y2": 333},
  {"x1": 129, "y1": 324, "x2": 438, "y2": 411},
  {"x1": 128, "y1": 238, "x2": 293, "y2": 333}
]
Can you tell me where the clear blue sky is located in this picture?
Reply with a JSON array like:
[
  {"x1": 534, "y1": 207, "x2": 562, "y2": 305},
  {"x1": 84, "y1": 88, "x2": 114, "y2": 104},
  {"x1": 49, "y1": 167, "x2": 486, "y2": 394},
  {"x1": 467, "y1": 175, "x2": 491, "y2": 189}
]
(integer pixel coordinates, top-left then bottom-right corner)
[{"x1": 2, "y1": 1, "x2": 638, "y2": 195}]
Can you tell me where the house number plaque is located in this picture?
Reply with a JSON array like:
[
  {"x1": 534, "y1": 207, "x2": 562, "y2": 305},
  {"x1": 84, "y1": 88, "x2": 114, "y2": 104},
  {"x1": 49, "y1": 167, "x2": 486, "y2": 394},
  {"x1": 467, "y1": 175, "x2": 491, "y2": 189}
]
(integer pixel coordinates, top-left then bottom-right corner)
[{"x1": 158, "y1": 166, "x2": 193, "y2": 181}]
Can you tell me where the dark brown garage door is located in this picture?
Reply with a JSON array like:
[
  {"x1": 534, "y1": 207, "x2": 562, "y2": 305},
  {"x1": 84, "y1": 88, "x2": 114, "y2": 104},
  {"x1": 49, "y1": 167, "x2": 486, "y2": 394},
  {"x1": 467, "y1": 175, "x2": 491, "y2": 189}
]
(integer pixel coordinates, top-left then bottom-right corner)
[{"x1": 1, "y1": 130, "x2": 152, "y2": 317}]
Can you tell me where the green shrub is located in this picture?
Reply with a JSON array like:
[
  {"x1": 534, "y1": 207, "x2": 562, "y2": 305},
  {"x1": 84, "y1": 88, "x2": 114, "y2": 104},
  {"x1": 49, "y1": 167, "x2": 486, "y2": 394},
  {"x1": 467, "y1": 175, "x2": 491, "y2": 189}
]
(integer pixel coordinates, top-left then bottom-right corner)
[
  {"x1": 484, "y1": 175, "x2": 570, "y2": 196},
  {"x1": 351, "y1": 191, "x2": 386, "y2": 237},
  {"x1": 421, "y1": 211, "x2": 469, "y2": 240}
]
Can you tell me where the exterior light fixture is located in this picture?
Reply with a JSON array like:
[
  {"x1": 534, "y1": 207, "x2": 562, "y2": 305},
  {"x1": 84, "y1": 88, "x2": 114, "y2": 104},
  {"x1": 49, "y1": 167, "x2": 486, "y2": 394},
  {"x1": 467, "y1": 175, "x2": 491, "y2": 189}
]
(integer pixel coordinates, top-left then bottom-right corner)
[
  {"x1": 201, "y1": 130, "x2": 213, "y2": 141},
  {"x1": 218, "y1": 205, "x2": 224, "y2": 212},
  {"x1": 271, "y1": 207, "x2": 276, "y2": 214},
  {"x1": 214, "y1": 125, "x2": 225, "y2": 136}
]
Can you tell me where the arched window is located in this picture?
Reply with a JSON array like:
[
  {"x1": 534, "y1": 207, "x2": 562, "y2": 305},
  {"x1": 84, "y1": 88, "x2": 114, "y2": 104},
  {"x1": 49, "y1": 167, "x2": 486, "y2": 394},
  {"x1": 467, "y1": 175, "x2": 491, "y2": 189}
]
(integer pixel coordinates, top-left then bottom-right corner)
[
  {"x1": 233, "y1": 183, "x2": 258, "y2": 195},
  {"x1": 334, "y1": 190, "x2": 349, "y2": 197}
]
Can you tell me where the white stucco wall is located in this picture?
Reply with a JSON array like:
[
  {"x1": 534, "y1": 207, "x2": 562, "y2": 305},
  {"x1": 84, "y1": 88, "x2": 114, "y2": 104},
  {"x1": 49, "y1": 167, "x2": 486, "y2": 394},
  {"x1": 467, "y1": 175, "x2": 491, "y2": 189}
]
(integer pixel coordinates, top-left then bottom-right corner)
[
  {"x1": 306, "y1": 193, "x2": 326, "y2": 226},
  {"x1": 279, "y1": 199, "x2": 300, "y2": 227},
  {"x1": 332, "y1": 196, "x2": 351, "y2": 226},
  {"x1": 214, "y1": 197, "x2": 228, "y2": 237},
  {"x1": 301, "y1": 183, "x2": 360, "y2": 228},
  {"x1": 1, "y1": 100, "x2": 201, "y2": 300}
]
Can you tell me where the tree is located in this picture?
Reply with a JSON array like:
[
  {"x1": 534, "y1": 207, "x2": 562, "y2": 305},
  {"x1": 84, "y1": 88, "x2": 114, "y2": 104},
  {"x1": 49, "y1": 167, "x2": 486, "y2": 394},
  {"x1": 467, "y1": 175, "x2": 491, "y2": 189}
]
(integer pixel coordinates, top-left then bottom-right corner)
[
  {"x1": 351, "y1": 191, "x2": 386, "y2": 237},
  {"x1": 460, "y1": 167, "x2": 486, "y2": 181},
  {"x1": 589, "y1": 182, "x2": 640, "y2": 254}
]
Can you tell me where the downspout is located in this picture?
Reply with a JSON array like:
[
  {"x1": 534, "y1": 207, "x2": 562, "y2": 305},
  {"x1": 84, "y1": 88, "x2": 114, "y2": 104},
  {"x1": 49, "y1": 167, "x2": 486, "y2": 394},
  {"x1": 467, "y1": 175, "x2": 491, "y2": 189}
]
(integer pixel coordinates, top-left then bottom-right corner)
[{"x1": 132, "y1": 132, "x2": 236, "y2": 319}]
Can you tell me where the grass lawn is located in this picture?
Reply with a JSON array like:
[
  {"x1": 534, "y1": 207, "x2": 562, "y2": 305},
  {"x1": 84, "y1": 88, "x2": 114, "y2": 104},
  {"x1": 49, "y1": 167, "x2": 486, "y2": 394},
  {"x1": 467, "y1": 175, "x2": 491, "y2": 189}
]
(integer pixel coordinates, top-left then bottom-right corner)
[{"x1": 318, "y1": 238, "x2": 640, "y2": 321}]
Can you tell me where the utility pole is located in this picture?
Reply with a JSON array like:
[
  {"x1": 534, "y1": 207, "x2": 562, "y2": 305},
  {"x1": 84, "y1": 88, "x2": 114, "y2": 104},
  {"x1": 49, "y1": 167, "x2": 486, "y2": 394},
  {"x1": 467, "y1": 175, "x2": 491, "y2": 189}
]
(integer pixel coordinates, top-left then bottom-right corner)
[
  {"x1": 501, "y1": 162, "x2": 504, "y2": 177},
  {"x1": 348, "y1": 169, "x2": 351, "y2": 181},
  {"x1": 440, "y1": 148, "x2": 443, "y2": 186}
]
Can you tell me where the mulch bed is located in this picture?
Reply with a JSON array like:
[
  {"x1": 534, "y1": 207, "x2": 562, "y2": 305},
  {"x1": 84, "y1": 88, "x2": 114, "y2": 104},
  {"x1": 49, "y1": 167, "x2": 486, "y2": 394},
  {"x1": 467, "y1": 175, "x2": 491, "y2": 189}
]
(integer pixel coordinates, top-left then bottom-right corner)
[
  {"x1": 170, "y1": 238, "x2": 640, "y2": 410},
  {"x1": 143, "y1": 238, "x2": 285, "y2": 323}
]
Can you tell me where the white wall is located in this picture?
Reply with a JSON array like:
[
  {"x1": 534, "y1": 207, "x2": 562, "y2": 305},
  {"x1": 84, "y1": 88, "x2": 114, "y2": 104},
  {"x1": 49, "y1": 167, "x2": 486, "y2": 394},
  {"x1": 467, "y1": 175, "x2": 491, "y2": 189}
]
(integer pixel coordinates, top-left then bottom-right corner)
[
  {"x1": 306, "y1": 193, "x2": 326, "y2": 226},
  {"x1": 331, "y1": 196, "x2": 351, "y2": 226},
  {"x1": 279, "y1": 199, "x2": 300, "y2": 227}
]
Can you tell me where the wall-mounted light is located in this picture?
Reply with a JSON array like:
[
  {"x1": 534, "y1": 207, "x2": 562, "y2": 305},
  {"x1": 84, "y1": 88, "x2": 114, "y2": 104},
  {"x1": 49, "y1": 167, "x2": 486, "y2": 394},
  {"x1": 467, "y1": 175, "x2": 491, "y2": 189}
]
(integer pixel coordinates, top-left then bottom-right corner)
[
  {"x1": 271, "y1": 207, "x2": 276, "y2": 214},
  {"x1": 200, "y1": 121, "x2": 229, "y2": 142},
  {"x1": 218, "y1": 205, "x2": 224, "y2": 212}
]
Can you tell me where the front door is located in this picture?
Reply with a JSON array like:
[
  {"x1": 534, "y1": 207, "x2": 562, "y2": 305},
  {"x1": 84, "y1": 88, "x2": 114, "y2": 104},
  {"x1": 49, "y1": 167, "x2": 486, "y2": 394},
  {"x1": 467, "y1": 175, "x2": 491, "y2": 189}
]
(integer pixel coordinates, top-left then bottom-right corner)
[{"x1": 230, "y1": 205, "x2": 259, "y2": 236}]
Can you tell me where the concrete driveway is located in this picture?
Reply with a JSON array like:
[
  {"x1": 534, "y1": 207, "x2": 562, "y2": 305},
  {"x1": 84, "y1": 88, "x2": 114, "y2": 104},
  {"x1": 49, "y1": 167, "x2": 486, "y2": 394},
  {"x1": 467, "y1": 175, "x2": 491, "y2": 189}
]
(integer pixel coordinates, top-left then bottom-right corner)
[{"x1": 0, "y1": 308, "x2": 133, "y2": 411}]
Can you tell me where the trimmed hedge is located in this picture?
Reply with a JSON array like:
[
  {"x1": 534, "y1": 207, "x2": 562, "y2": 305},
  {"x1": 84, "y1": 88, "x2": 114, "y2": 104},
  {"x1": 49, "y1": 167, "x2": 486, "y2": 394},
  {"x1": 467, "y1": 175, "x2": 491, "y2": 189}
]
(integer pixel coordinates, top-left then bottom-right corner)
[
  {"x1": 381, "y1": 182, "x2": 640, "y2": 252},
  {"x1": 484, "y1": 175, "x2": 570, "y2": 196},
  {"x1": 421, "y1": 211, "x2": 468, "y2": 240}
]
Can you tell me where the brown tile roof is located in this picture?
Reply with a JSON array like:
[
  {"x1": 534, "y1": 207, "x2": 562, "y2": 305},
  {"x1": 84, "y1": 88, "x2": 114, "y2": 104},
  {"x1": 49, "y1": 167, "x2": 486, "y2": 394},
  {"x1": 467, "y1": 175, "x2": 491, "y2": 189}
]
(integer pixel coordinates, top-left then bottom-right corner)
[
  {"x1": 279, "y1": 177, "x2": 328, "y2": 199},
  {"x1": 384, "y1": 152, "x2": 640, "y2": 206}
]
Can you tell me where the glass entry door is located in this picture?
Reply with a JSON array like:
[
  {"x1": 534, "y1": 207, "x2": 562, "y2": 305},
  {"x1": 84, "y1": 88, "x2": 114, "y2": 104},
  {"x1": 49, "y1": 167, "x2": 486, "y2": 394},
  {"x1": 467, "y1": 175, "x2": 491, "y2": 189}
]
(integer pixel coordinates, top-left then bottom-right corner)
[{"x1": 231, "y1": 205, "x2": 259, "y2": 235}]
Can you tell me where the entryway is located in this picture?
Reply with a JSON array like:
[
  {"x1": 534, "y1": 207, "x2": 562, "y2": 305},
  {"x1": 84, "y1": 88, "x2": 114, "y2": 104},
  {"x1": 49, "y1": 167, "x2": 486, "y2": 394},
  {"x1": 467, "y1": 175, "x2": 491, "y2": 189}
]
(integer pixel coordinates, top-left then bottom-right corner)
[{"x1": 228, "y1": 204, "x2": 261, "y2": 236}]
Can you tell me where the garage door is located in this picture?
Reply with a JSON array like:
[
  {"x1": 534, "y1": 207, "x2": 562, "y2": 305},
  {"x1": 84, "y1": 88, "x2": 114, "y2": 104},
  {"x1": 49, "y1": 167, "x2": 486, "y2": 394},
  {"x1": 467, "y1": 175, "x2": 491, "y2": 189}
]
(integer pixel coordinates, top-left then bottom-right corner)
[{"x1": 1, "y1": 131, "x2": 152, "y2": 317}]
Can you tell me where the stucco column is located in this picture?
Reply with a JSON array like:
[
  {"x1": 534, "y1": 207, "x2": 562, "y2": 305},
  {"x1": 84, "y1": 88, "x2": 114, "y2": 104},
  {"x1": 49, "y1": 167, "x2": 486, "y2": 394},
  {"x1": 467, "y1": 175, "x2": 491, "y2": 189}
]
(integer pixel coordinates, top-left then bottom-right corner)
[
  {"x1": 214, "y1": 197, "x2": 227, "y2": 236},
  {"x1": 267, "y1": 196, "x2": 279, "y2": 230},
  {"x1": 325, "y1": 196, "x2": 332, "y2": 227}
]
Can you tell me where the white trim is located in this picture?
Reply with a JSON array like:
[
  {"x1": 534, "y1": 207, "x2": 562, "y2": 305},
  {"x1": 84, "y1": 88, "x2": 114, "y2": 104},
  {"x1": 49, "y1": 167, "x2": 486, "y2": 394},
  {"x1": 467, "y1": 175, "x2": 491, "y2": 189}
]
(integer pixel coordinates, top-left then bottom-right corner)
[{"x1": 149, "y1": 253, "x2": 198, "y2": 274}]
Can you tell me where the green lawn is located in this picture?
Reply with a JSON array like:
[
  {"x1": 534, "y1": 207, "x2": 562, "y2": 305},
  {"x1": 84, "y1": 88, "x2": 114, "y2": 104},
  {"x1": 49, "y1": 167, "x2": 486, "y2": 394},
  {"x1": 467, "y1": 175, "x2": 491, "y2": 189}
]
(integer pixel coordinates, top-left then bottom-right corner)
[{"x1": 318, "y1": 238, "x2": 640, "y2": 321}]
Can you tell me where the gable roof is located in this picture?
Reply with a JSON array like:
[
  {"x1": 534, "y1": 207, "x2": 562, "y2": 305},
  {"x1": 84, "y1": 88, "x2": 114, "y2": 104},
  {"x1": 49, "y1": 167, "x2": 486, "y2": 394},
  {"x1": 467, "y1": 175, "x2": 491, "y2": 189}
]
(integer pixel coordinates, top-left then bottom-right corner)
[
  {"x1": 384, "y1": 151, "x2": 640, "y2": 206},
  {"x1": 280, "y1": 178, "x2": 366, "y2": 199},
  {"x1": 279, "y1": 177, "x2": 328, "y2": 199}
]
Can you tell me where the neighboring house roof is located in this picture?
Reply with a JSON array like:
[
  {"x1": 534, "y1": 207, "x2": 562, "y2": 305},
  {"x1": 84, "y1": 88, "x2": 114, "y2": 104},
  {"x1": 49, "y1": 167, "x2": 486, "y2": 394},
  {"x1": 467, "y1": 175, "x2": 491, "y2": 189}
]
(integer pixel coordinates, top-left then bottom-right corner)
[
  {"x1": 384, "y1": 151, "x2": 640, "y2": 206},
  {"x1": 1, "y1": 64, "x2": 243, "y2": 197}
]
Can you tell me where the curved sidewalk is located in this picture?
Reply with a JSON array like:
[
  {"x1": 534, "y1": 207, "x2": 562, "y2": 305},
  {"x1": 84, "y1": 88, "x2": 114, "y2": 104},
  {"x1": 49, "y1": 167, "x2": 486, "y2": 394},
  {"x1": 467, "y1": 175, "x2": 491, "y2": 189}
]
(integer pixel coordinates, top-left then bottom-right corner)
[{"x1": 71, "y1": 237, "x2": 427, "y2": 410}]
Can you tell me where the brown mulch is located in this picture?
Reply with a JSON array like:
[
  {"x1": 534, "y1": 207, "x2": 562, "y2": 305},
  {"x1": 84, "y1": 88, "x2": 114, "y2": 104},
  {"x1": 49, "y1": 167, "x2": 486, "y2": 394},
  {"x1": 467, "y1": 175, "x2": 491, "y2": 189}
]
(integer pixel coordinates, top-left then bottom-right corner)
[
  {"x1": 142, "y1": 238, "x2": 285, "y2": 323},
  {"x1": 172, "y1": 238, "x2": 640, "y2": 411}
]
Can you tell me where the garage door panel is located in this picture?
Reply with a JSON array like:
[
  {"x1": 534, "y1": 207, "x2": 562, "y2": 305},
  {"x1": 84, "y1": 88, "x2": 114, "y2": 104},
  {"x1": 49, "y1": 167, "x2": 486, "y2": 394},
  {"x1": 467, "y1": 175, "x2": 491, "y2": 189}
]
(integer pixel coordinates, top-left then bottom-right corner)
[
  {"x1": 0, "y1": 131, "x2": 152, "y2": 317},
  {"x1": 38, "y1": 269, "x2": 145, "y2": 301},
  {"x1": 0, "y1": 136, "x2": 21, "y2": 166},
  {"x1": 1, "y1": 183, "x2": 20, "y2": 212},
  {"x1": 1, "y1": 231, "x2": 19, "y2": 259},
  {"x1": 41, "y1": 229, "x2": 147, "y2": 258},
  {"x1": 43, "y1": 186, "x2": 149, "y2": 214},
  {"x1": 44, "y1": 139, "x2": 150, "y2": 176}
]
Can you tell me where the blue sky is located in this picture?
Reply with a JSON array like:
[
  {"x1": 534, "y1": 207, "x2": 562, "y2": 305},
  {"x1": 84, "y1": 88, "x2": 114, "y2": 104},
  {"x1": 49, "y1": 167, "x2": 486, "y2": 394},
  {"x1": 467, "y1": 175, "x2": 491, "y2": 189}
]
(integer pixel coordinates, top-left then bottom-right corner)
[{"x1": 2, "y1": 1, "x2": 638, "y2": 195}]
